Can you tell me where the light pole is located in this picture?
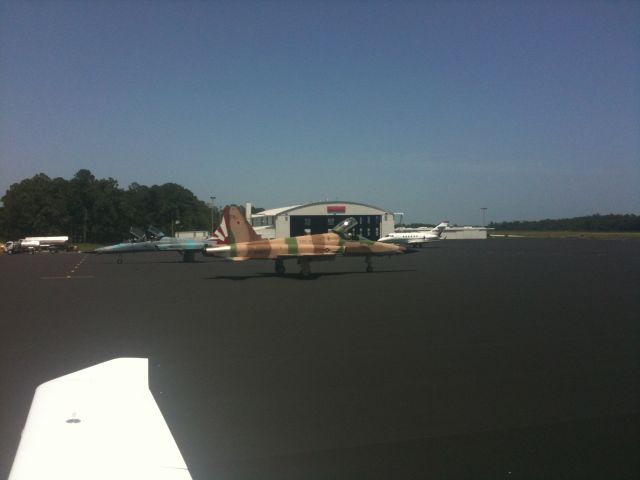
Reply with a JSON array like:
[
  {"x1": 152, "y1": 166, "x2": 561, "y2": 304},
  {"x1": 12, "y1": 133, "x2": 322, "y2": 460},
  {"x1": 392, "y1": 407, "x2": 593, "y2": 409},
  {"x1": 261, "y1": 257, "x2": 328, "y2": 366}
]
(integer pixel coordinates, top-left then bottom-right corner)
[
  {"x1": 210, "y1": 196, "x2": 216, "y2": 234},
  {"x1": 481, "y1": 207, "x2": 487, "y2": 227}
]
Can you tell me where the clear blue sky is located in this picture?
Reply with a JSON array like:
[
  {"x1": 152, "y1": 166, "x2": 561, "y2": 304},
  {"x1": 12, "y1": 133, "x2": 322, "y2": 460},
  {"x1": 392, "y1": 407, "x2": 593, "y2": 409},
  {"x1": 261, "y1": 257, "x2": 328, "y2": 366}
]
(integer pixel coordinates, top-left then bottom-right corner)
[{"x1": 1, "y1": 0, "x2": 638, "y2": 225}]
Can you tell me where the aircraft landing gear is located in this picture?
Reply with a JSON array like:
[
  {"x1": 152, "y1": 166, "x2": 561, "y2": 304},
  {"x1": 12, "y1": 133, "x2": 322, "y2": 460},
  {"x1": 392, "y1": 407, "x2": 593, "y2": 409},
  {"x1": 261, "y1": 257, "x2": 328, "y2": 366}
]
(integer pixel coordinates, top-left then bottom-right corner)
[
  {"x1": 117, "y1": 254, "x2": 123, "y2": 264},
  {"x1": 275, "y1": 259, "x2": 285, "y2": 275},
  {"x1": 183, "y1": 251, "x2": 196, "y2": 263},
  {"x1": 365, "y1": 256, "x2": 373, "y2": 273},
  {"x1": 298, "y1": 257, "x2": 311, "y2": 278}
]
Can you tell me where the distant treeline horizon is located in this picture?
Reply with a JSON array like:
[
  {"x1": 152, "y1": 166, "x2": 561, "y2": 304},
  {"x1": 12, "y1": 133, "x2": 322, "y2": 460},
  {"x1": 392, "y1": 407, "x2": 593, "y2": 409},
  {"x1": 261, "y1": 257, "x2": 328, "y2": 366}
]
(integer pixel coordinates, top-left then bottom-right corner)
[
  {"x1": 1, "y1": 171, "x2": 638, "y2": 242},
  {"x1": 401, "y1": 214, "x2": 639, "y2": 231},
  {"x1": 489, "y1": 214, "x2": 640, "y2": 232}
]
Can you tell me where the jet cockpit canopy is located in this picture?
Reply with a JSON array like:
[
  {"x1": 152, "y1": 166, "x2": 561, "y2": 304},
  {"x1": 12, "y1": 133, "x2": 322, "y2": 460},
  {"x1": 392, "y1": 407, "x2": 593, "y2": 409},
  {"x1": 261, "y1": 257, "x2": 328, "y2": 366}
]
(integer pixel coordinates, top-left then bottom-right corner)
[
  {"x1": 332, "y1": 217, "x2": 358, "y2": 238},
  {"x1": 129, "y1": 226, "x2": 147, "y2": 242},
  {"x1": 146, "y1": 226, "x2": 166, "y2": 240}
]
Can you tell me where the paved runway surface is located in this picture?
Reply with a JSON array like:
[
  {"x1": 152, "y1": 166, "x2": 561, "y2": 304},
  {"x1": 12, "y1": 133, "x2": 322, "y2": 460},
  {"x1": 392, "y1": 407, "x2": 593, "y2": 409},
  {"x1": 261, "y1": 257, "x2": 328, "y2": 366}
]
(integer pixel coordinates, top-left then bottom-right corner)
[{"x1": 1, "y1": 239, "x2": 639, "y2": 479}]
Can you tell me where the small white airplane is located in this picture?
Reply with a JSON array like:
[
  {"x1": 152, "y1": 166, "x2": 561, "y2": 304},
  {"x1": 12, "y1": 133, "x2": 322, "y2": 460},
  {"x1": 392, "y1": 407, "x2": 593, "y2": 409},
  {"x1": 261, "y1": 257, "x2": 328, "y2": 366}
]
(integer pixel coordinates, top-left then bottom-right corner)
[
  {"x1": 378, "y1": 222, "x2": 449, "y2": 247},
  {"x1": 9, "y1": 358, "x2": 191, "y2": 480}
]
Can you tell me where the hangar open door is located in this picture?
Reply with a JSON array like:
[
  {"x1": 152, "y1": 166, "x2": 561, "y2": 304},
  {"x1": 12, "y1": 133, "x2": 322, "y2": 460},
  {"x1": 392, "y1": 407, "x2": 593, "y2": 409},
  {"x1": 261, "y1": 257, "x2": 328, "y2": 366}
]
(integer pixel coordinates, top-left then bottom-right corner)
[{"x1": 289, "y1": 215, "x2": 382, "y2": 240}]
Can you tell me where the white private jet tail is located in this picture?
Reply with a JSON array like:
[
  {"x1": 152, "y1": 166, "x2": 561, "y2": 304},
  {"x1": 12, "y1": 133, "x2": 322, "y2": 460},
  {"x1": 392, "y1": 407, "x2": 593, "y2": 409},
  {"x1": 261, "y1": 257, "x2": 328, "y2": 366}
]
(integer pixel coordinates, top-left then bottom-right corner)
[
  {"x1": 9, "y1": 358, "x2": 191, "y2": 480},
  {"x1": 431, "y1": 221, "x2": 450, "y2": 238}
]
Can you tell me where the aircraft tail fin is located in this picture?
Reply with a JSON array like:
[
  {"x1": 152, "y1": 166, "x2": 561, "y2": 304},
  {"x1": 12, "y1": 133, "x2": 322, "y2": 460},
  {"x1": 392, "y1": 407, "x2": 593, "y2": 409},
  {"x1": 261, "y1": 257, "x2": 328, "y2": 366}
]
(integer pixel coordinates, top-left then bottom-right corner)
[
  {"x1": 210, "y1": 205, "x2": 262, "y2": 245},
  {"x1": 432, "y1": 221, "x2": 449, "y2": 237}
]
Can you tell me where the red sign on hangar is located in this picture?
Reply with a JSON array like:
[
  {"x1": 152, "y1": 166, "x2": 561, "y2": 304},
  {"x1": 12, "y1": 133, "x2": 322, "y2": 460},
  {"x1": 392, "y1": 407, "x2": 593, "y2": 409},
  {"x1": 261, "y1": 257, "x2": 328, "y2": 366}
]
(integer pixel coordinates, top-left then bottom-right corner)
[{"x1": 326, "y1": 206, "x2": 346, "y2": 213}]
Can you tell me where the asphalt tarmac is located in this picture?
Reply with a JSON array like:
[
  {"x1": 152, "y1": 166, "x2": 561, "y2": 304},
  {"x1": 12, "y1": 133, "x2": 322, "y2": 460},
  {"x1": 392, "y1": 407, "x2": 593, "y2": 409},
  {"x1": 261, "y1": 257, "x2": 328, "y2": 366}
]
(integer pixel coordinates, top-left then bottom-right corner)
[{"x1": 1, "y1": 239, "x2": 639, "y2": 479}]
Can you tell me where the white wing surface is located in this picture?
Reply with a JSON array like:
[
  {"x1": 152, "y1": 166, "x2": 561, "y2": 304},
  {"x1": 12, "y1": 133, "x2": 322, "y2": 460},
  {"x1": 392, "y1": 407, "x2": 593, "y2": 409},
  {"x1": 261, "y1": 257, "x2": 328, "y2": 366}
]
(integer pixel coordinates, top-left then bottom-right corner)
[{"x1": 9, "y1": 358, "x2": 191, "y2": 480}]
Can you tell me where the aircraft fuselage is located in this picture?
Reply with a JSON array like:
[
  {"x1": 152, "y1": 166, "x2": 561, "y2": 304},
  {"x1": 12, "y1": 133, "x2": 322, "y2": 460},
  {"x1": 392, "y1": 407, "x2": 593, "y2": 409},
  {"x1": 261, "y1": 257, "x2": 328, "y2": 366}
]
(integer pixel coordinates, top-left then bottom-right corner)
[{"x1": 204, "y1": 232, "x2": 406, "y2": 260}]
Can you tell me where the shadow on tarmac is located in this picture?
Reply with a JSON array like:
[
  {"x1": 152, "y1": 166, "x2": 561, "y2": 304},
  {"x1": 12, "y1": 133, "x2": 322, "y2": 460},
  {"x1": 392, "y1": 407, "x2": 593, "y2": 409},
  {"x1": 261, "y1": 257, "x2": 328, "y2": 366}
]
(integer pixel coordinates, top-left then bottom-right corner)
[
  {"x1": 207, "y1": 269, "x2": 416, "y2": 281},
  {"x1": 95, "y1": 258, "x2": 211, "y2": 265}
]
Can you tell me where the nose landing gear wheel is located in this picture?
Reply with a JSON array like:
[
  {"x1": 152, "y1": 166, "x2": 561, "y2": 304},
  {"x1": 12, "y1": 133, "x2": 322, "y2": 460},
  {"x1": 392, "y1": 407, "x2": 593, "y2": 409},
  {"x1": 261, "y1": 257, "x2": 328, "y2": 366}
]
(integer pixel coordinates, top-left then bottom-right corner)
[{"x1": 365, "y1": 256, "x2": 373, "y2": 273}]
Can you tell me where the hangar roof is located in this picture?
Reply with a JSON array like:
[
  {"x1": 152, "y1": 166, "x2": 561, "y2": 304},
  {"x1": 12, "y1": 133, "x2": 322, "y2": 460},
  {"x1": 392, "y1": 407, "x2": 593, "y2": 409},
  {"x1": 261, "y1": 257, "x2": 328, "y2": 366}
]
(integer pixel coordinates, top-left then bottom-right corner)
[
  {"x1": 253, "y1": 205, "x2": 301, "y2": 217},
  {"x1": 254, "y1": 201, "x2": 393, "y2": 217}
]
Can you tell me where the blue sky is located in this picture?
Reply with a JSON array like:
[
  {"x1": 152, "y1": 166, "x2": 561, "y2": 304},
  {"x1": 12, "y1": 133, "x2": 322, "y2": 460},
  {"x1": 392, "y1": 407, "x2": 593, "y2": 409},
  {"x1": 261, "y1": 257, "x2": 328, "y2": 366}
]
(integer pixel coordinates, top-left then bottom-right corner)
[{"x1": 1, "y1": 0, "x2": 638, "y2": 225}]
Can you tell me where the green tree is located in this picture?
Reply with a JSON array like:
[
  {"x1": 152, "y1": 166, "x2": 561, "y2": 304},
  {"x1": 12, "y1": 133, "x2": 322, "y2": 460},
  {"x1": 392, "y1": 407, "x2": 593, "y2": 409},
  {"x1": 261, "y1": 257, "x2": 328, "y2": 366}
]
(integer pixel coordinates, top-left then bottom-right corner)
[
  {"x1": 90, "y1": 178, "x2": 128, "y2": 242},
  {"x1": 122, "y1": 182, "x2": 151, "y2": 229},
  {"x1": 1, "y1": 174, "x2": 67, "y2": 238},
  {"x1": 68, "y1": 169, "x2": 97, "y2": 242},
  {"x1": 0, "y1": 170, "x2": 218, "y2": 242},
  {"x1": 144, "y1": 183, "x2": 209, "y2": 234},
  {"x1": 0, "y1": 203, "x2": 6, "y2": 241},
  {"x1": 490, "y1": 214, "x2": 640, "y2": 232}
]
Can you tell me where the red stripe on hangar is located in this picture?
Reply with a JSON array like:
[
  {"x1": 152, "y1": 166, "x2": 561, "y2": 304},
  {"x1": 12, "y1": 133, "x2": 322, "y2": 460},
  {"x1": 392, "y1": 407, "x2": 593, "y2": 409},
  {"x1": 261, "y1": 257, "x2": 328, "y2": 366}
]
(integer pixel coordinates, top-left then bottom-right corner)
[{"x1": 327, "y1": 206, "x2": 346, "y2": 213}]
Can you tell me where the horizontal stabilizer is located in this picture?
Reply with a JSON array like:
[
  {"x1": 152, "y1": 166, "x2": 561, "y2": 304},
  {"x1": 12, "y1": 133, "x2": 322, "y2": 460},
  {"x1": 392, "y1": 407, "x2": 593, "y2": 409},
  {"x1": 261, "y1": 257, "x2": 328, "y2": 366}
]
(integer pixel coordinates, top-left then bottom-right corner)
[{"x1": 10, "y1": 358, "x2": 191, "y2": 480}]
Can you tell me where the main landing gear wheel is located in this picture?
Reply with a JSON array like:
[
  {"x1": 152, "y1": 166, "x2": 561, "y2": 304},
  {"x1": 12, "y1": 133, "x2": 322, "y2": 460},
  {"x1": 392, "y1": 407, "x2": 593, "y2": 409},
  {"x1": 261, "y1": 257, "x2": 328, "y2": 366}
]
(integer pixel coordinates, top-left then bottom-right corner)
[
  {"x1": 275, "y1": 259, "x2": 285, "y2": 275},
  {"x1": 298, "y1": 258, "x2": 311, "y2": 278},
  {"x1": 365, "y1": 257, "x2": 373, "y2": 273},
  {"x1": 117, "y1": 254, "x2": 123, "y2": 264}
]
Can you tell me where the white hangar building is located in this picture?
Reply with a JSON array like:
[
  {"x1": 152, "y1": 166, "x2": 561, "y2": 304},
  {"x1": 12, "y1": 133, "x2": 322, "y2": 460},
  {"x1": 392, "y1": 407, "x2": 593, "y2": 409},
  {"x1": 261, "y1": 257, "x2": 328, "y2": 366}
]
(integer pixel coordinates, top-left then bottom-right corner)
[
  {"x1": 249, "y1": 201, "x2": 396, "y2": 240},
  {"x1": 443, "y1": 226, "x2": 493, "y2": 240}
]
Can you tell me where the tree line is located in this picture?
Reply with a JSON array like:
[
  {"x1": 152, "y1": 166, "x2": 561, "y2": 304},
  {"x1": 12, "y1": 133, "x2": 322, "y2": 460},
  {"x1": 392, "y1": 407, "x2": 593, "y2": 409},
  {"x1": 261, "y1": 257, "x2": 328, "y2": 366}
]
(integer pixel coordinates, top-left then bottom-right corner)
[
  {"x1": 0, "y1": 170, "x2": 216, "y2": 243},
  {"x1": 2, "y1": 170, "x2": 637, "y2": 242},
  {"x1": 489, "y1": 214, "x2": 640, "y2": 232}
]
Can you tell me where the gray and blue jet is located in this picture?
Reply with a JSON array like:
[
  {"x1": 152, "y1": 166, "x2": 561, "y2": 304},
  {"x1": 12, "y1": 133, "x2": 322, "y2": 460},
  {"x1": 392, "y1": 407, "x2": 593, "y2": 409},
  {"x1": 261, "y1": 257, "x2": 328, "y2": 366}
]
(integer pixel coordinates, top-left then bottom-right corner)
[{"x1": 92, "y1": 226, "x2": 215, "y2": 263}]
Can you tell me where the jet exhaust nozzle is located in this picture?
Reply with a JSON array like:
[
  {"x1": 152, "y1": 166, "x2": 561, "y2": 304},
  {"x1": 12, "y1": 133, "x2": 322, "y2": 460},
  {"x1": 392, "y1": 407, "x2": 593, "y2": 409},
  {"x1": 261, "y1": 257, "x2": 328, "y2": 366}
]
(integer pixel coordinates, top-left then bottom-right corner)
[{"x1": 204, "y1": 245, "x2": 232, "y2": 258}]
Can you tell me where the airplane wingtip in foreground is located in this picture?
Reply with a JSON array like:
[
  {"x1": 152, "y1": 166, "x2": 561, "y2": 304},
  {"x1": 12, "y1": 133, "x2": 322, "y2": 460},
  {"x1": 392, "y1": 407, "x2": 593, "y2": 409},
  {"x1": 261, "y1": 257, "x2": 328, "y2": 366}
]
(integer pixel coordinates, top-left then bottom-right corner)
[
  {"x1": 9, "y1": 358, "x2": 191, "y2": 480},
  {"x1": 204, "y1": 205, "x2": 415, "y2": 277}
]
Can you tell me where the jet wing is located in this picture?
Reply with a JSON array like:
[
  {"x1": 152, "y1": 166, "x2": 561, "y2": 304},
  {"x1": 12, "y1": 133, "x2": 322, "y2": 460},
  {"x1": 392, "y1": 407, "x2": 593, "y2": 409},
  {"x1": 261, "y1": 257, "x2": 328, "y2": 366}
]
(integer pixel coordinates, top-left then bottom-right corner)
[
  {"x1": 93, "y1": 241, "x2": 158, "y2": 253},
  {"x1": 9, "y1": 358, "x2": 191, "y2": 480},
  {"x1": 154, "y1": 240, "x2": 208, "y2": 251},
  {"x1": 276, "y1": 252, "x2": 338, "y2": 258},
  {"x1": 276, "y1": 244, "x2": 341, "y2": 259},
  {"x1": 275, "y1": 253, "x2": 338, "y2": 263}
]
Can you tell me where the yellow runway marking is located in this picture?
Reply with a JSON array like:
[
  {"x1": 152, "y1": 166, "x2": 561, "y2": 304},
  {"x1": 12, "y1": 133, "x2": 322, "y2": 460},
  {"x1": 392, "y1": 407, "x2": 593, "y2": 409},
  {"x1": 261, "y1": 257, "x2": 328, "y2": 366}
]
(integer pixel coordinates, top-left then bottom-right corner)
[
  {"x1": 66, "y1": 255, "x2": 88, "y2": 277},
  {"x1": 39, "y1": 255, "x2": 92, "y2": 280}
]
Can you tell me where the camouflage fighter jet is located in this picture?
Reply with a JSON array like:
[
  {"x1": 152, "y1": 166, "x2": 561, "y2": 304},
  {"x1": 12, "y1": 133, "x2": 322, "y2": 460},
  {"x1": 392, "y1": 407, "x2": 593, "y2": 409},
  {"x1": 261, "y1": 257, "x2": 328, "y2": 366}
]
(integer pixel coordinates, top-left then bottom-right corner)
[
  {"x1": 203, "y1": 205, "x2": 414, "y2": 276},
  {"x1": 92, "y1": 226, "x2": 214, "y2": 263}
]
